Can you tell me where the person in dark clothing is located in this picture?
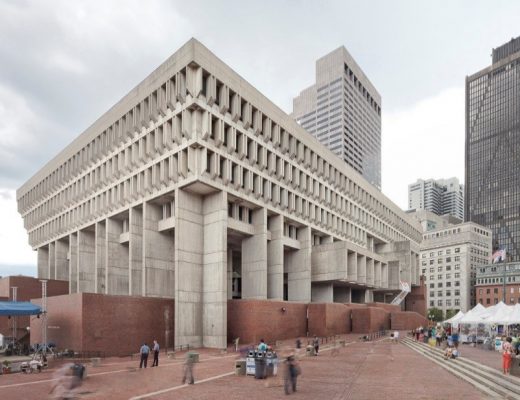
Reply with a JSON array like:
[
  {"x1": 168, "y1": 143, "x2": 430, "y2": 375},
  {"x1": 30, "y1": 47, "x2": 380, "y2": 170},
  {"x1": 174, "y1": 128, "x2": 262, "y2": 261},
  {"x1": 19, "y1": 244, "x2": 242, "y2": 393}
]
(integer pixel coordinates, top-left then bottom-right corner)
[
  {"x1": 313, "y1": 336, "x2": 320, "y2": 356},
  {"x1": 139, "y1": 343, "x2": 150, "y2": 368},
  {"x1": 151, "y1": 340, "x2": 160, "y2": 367},
  {"x1": 284, "y1": 355, "x2": 300, "y2": 395}
]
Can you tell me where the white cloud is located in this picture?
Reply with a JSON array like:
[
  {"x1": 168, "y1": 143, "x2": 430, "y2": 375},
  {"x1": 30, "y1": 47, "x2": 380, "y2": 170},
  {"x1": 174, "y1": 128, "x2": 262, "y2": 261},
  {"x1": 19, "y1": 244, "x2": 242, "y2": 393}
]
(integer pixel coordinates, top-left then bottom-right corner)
[
  {"x1": 0, "y1": 189, "x2": 35, "y2": 268},
  {"x1": 382, "y1": 87, "x2": 465, "y2": 210}
]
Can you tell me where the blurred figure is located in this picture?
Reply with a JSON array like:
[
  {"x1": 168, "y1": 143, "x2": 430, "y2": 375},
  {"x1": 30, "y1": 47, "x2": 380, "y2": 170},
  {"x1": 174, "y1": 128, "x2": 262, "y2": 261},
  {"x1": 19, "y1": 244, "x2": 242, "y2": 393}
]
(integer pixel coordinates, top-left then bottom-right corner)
[
  {"x1": 48, "y1": 363, "x2": 82, "y2": 400},
  {"x1": 295, "y1": 338, "x2": 302, "y2": 359},
  {"x1": 331, "y1": 337, "x2": 340, "y2": 356},
  {"x1": 284, "y1": 355, "x2": 300, "y2": 395},
  {"x1": 151, "y1": 340, "x2": 160, "y2": 367},
  {"x1": 234, "y1": 337, "x2": 240, "y2": 352},
  {"x1": 182, "y1": 353, "x2": 195, "y2": 384},
  {"x1": 313, "y1": 336, "x2": 320, "y2": 356},
  {"x1": 393, "y1": 330, "x2": 399, "y2": 344},
  {"x1": 139, "y1": 343, "x2": 150, "y2": 368},
  {"x1": 258, "y1": 339, "x2": 268, "y2": 352}
]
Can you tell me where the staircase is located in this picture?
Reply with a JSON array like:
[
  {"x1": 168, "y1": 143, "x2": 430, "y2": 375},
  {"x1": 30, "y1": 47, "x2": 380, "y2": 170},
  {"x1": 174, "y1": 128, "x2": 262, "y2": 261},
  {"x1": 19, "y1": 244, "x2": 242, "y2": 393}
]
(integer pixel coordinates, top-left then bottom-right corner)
[
  {"x1": 390, "y1": 281, "x2": 410, "y2": 306},
  {"x1": 401, "y1": 336, "x2": 520, "y2": 399}
]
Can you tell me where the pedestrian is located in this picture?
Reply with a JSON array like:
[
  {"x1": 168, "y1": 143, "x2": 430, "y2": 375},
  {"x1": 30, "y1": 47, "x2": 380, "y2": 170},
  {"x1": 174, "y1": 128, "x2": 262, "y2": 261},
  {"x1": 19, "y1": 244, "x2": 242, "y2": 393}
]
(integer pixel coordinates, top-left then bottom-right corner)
[
  {"x1": 151, "y1": 340, "x2": 160, "y2": 367},
  {"x1": 284, "y1": 355, "x2": 300, "y2": 395},
  {"x1": 313, "y1": 336, "x2": 320, "y2": 356},
  {"x1": 49, "y1": 363, "x2": 81, "y2": 399},
  {"x1": 234, "y1": 337, "x2": 240, "y2": 352},
  {"x1": 139, "y1": 343, "x2": 150, "y2": 368},
  {"x1": 295, "y1": 338, "x2": 302, "y2": 359},
  {"x1": 502, "y1": 337, "x2": 513, "y2": 375},
  {"x1": 182, "y1": 353, "x2": 195, "y2": 384},
  {"x1": 258, "y1": 338, "x2": 268, "y2": 352},
  {"x1": 393, "y1": 330, "x2": 400, "y2": 344},
  {"x1": 436, "y1": 329, "x2": 442, "y2": 347}
]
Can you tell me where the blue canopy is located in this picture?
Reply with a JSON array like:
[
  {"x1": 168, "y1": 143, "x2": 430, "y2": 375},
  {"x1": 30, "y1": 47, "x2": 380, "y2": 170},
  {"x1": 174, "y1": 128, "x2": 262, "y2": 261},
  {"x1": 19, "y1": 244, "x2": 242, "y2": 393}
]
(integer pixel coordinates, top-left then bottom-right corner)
[{"x1": 0, "y1": 301, "x2": 42, "y2": 316}]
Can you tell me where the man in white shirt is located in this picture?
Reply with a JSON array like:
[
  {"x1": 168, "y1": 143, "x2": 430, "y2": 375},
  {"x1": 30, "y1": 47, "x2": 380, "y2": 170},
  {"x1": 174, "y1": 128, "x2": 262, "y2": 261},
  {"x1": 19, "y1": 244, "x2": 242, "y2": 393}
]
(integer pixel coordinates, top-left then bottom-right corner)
[{"x1": 151, "y1": 340, "x2": 160, "y2": 367}]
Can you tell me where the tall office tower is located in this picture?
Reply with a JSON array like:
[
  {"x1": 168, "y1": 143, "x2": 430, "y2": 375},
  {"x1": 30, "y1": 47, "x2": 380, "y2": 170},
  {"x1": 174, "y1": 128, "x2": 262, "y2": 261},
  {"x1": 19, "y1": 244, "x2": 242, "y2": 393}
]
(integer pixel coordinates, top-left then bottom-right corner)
[
  {"x1": 292, "y1": 47, "x2": 381, "y2": 189},
  {"x1": 466, "y1": 36, "x2": 520, "y2": 262},
  {"x1": 408, "y1": 178, "x2": 464, "y2": 221}
]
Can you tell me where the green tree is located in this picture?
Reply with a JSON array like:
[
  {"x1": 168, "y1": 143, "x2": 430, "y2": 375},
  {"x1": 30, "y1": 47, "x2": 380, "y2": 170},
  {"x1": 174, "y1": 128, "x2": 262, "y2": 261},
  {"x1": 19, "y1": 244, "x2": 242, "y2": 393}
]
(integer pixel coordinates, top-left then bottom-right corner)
[
  {"x1": 445, "y1": 309, "x2": 457, "y2": 320},
  {"x1": 427, "y1": 307, "x2": 444, "y2": 322}
]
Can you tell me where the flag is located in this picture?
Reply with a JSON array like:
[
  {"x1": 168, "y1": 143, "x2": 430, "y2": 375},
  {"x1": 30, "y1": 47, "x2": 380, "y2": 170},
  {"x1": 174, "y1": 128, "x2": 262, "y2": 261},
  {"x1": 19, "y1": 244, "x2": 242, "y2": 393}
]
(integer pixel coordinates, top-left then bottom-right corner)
[{"x1": 492, "y1": 247, "x2": 507, "y2": 263}]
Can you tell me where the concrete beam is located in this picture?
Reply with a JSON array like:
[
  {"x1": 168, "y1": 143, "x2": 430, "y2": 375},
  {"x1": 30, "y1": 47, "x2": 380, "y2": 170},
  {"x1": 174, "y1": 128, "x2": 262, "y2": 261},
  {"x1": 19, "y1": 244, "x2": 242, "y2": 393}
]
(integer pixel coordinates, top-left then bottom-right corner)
[
  {"x1": 55, "y1": 238, "x2": 69, "y2": 282},
  {"x1": 37, "y1": 246, "x2": 49, "y2": 279},
  {"x1": 287, "y1": 226, "x2": 311, "y2": 302},
  {"x1": 106, "y1": 217, "x2": 129, "y2": 295},
  {"x1": 95, "y1": 222, "x2": 106, "y2": 293},
  {"x1": 69, "y1": 232, "x2": 78, "y2": 293}
]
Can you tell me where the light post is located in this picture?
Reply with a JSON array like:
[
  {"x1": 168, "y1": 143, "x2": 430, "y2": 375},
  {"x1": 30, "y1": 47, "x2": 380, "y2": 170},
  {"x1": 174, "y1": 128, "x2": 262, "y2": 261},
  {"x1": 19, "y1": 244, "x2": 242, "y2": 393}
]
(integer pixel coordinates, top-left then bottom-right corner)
[{"x1": 428, "y1": 313, "x2": 434, "y2": 328}]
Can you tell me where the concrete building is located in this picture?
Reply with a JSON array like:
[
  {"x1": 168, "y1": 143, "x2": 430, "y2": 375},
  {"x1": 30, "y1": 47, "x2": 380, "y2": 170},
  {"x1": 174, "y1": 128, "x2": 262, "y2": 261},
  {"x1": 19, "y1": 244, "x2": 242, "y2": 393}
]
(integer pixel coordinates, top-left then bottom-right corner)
[
  {"x1": 292, "y1": 47, "x2": 381, "y2": 189},
  {"x1": 466, "y1": 36, "x2": 520, "y2": 262},
  {"x1": 406, "y1": 209, "x2": 461, "y2": 233},
  {"x1": 420, "y1": 223, "x2": 492, "y2": 314},
  {"x1": 408, "y1": 178, "x2": 464, "y2": 221},
  {"x1": 476, "y1": 262, "x2": 520, "y2": 306},
  {"x1": 17, "y1": 39, "x2": 422, "y2": 350}
]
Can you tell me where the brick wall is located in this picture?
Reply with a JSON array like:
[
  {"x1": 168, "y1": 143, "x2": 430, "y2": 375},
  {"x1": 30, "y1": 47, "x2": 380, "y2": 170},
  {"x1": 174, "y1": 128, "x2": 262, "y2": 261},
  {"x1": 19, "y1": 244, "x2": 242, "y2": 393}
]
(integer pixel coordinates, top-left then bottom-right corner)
[
  {"x1": 0, "y1": 276, "x2": 69, "y2": 340},
  {"x1": 227, "y1": 299, "x2": 307, "y2": 345},
  {"x1": 405, "y1": 276, "x2": 427, "y2": 317},
  {"x1": 390, "y1": 311, "x2": 428, "y2": 331},
  {"x1": 367, "y1": 302, "x2": 401, "y2": 313},
  {"x1": 31, "y1": 293, "x2": 174, "y2": 356},
  {"x1": 351, "y1": 307, "x2": 390, "y2": 333}
]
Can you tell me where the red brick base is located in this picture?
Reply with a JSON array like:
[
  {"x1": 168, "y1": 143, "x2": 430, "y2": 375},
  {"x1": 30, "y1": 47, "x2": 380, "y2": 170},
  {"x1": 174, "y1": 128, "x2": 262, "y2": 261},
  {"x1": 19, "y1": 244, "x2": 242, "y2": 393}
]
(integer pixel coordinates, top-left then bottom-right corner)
[
  {"x1": 31, "y1": 293, "x2": 174, "y2": 356},
  {"x1": 390, "y1": 311, "x2": 428, "y2": 330}
]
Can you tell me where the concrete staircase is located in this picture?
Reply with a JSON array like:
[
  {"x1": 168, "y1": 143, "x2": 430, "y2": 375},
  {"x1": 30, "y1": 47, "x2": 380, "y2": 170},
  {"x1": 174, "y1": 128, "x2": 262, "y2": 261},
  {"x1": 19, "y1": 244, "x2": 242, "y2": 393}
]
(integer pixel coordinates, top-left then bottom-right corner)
[{"x1": 401, "y1": 337, "x2": 520, "y2": 399}]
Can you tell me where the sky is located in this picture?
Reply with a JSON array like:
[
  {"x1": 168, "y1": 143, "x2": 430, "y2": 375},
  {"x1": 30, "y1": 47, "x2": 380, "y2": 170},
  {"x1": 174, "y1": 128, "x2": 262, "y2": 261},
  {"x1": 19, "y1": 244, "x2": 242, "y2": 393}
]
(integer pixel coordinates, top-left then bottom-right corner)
[{"x1": 1, "y1": 0, "x2": 520, "y2": 277}]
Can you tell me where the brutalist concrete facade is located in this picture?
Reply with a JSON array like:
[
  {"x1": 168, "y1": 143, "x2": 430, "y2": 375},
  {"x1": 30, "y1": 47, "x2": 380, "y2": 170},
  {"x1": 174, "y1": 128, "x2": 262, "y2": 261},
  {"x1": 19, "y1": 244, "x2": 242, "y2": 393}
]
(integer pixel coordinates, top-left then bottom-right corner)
[{"x1": 17, "y1": 39, "x2": 422, "y2": 349}]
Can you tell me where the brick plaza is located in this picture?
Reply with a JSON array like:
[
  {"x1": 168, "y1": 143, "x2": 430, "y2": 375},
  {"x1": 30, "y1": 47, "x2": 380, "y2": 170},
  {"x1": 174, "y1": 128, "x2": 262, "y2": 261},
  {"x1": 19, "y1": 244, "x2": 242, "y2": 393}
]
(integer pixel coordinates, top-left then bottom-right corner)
[{"x1": 0, "y1": 335, "x2": 487, "y2": 400}]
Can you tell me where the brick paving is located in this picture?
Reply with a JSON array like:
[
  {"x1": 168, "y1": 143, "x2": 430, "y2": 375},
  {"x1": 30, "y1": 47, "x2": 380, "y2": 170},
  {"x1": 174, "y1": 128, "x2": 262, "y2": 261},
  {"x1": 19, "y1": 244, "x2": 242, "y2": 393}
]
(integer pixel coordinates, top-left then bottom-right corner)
[{"x1": 0, "y1": 337, "x2": 488, "y2": 400}]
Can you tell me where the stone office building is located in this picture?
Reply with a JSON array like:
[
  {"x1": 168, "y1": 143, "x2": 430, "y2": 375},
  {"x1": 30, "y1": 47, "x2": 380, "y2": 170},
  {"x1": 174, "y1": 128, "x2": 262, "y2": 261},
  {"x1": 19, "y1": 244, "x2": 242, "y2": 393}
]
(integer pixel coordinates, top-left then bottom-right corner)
[{"x1": 17, "y1": 39, "x2": 423, "y2": 350}]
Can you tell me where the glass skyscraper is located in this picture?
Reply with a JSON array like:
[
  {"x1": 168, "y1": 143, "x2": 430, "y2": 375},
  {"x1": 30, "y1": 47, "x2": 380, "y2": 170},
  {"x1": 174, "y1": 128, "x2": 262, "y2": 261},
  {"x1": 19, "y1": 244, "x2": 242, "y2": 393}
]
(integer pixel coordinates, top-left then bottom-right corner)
[{"x1": 466, "y1": 37, "x2": 520, "y2": 262}]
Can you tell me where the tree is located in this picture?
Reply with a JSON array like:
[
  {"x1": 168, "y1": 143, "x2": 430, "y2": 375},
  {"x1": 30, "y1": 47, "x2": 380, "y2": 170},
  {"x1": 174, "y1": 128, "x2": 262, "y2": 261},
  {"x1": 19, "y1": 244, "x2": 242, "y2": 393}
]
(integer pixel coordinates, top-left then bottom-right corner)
[
  {"x1": 427, "y1": 307, "x2": 444, "y2": 322},
  {"x1": 445, "y1": 309, "x2": 457, "y2": 320}
]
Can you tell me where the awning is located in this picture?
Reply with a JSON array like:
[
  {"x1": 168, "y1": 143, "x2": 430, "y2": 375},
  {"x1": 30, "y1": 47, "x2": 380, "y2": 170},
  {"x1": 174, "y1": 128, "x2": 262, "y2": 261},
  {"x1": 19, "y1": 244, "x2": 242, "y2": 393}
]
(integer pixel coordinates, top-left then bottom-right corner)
[{"x1": 0, "y1": 301, "x2": 42, "y2": 316}]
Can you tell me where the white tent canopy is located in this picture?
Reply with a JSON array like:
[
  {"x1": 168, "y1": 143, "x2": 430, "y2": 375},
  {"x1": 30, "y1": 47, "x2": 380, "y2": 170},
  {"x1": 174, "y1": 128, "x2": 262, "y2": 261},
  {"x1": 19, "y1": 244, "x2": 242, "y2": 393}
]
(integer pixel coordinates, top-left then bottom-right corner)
[
  {"x1": 459, "y1": 303, "x2": 488, "y2": 324},
  {"x1": 444, "y1": 311, "x2": 465, "y2": 325},
  {"x1": 457, "y1": 302, "x2": 520, "y2": 326}
]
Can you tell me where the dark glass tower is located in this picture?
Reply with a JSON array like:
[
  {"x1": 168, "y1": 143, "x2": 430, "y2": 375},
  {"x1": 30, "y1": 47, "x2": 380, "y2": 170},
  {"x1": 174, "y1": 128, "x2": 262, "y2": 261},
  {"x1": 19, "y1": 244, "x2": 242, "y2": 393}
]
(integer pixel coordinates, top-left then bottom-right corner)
[{"x1": 465, "y1": 37, "x2": 520, "y2": 262}]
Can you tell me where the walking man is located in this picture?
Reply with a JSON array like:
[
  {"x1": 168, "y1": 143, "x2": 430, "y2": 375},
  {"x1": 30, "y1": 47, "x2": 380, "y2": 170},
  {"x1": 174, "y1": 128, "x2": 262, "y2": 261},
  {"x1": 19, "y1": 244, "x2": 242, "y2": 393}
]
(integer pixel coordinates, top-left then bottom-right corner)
[
  {"x1": 139, "y1": 343, "x2": 150, "y2": 368},
  {"x1": 151, "y1": 340, "x2": 160, "y2": 367}
]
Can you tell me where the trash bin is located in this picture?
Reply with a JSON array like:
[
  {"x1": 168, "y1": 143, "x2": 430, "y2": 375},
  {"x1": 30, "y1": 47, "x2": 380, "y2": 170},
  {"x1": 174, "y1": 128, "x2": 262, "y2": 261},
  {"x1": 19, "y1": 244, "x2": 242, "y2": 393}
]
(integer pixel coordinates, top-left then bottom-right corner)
[
  {"x1": 265, "y1": 352, "x2": 278, "y2": 377},
  {"x1": 246, "y1": 352, "x2": 256, "y2": 375},
  {"x1": 254, "y1": 355, "x2": 266, "y2": 379},
  {"x1": 235, "y1": 359, "x2": 246, "y2": 376}
]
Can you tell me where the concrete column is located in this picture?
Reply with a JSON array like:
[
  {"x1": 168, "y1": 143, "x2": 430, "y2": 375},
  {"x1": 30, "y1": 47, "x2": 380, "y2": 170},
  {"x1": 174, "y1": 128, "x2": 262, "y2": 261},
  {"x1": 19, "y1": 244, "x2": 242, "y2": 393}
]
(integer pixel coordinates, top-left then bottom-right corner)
[
  {"x1": 55, "y1": 238, "x2": 69, "y2": 282},
  {"x1": 37, "y1": 246, "x2": 49, "y2": 279},
  {"x1": 175, "y1": 189, "x2": 204, "y2": 348},
  {"x1": 129, "y1": 207, "x2": 143, "y2": 296},
  {"x1": 366, "y1": 258, "x2": 374, "y2": 286},
  {"x1": 364, "y1": 289, "x2": 373, "y2": 303},
  {"x1": 95, "y1": 221, "x2": 106, "y2": 293},
  {"x1": 202, "y1": 191, "x2": 227, "y2": 348},
  {"x1": 311, "y1": 282, "x2": 333, "y2": 302},
  {"x1": 78, "y1": 228, "x2": 95, "y2": 293},
  {"x1": 287, "y1": 226, "x2": 311, "y2": 302},
  {"x1": 69, "y1": 233, "x2": 78, "y2": 293},
  {"x1": 333, "y1": 286, "x2": 351, "y2": 303},
  {"x1": 105, "y1": 218, "x2": 129, "y2": 295},
  {"x1": 357, "y1": 254, "x2": 367, "y2": 284},
  {"x1": 241, "y1": 208, "x2": 267, "y2": 299},
  {"x1": 48, "y1": 242, "x2": 55, "y2": 279},
  {"x1": 227, "y1": 249, "x2": 233, "y2": 300},
  {"x1": 267, "y1": 214, "x2": 284, "y2": 300},
  {"x1": 374, "y1": 261, "x2": 382, "y2": 288},
  {"x1": 143, "y1": 202, "x2": 174, "y2": 298},
  {"x1": 347, "y1": 251, "x2": 357, "y2": 281}
]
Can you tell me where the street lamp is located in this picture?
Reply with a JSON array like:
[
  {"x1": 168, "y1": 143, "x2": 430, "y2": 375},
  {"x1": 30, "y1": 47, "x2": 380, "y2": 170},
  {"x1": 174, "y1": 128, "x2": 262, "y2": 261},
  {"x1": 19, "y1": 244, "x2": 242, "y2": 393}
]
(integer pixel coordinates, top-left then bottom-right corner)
[{"x1": 428, "y1": 313, "x2": 434, "y2": 327}]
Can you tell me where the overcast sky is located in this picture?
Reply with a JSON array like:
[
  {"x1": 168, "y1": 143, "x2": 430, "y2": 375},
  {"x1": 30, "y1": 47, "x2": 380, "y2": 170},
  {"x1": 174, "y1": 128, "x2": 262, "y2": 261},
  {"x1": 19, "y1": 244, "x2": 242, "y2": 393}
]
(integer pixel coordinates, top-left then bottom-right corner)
[{"x1": 1, "y1": 0, "x2": 520, "y2": 277}]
